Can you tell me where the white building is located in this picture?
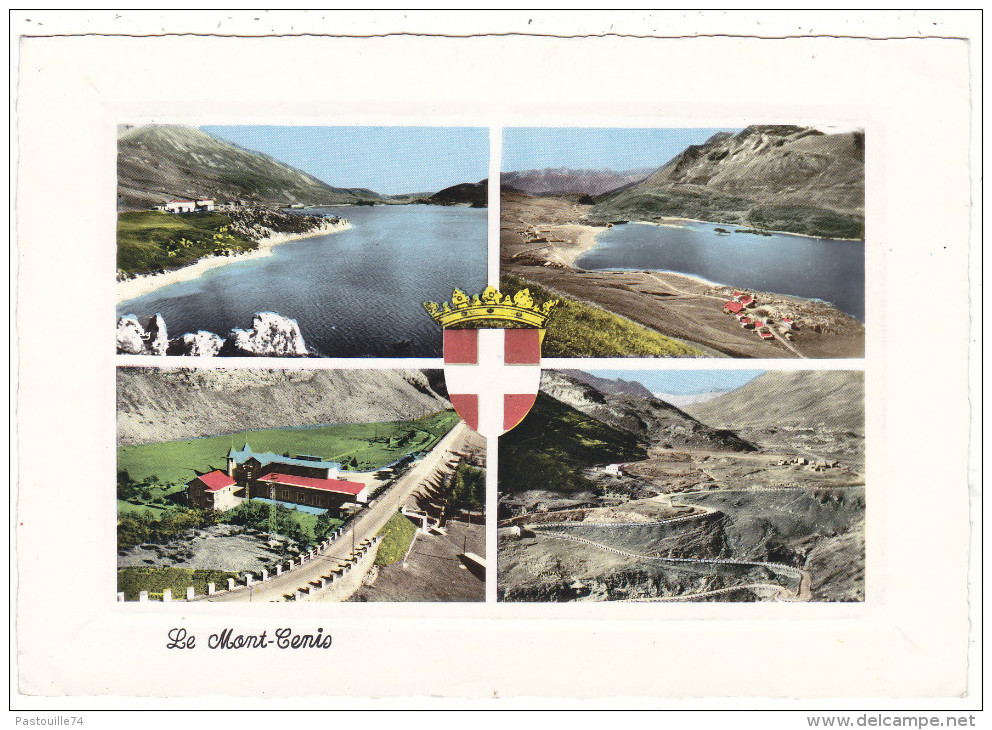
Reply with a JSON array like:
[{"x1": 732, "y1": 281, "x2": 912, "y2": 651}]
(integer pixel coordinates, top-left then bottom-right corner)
[
  {"x1": 160, "y1": 198, "x2": 214, "y2": 213},
  {"x1": 163, "y1": 199, "x2": 196, "y2": 213}
]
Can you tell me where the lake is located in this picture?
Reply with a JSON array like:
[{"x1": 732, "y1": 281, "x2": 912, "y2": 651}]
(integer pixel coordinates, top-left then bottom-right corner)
[
  {"x1": 574, "y1": 221, "x2": 865, "y2": 321},
  {"x1": 117, "y1": 205, "x2": 487, "y2": 357}
]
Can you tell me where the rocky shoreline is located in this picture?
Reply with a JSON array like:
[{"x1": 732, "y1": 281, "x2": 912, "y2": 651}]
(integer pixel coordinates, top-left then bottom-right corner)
[{"x1": 116, "y1": 311, "x2": 311, "y2": 357}]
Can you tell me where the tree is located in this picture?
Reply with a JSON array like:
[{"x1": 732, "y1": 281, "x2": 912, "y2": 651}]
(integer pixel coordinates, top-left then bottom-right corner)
[{"x1": 117, "y1": 470, "x2": 139, "y2": 501}]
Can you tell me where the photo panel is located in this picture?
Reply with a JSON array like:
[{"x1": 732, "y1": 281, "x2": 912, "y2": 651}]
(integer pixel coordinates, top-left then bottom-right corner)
[
  {"x1": 499, "y1": 127, "x2": 865, "y2": 359},
  {"x1": 116, "y1": 125, "x2": 489, "y2": 358},
  {"x1": 497, "y1": 368, "x2": 865, "y2": 603},
  {"x1": 116, "y1": 365, "x2": 486, "y2": 603}
]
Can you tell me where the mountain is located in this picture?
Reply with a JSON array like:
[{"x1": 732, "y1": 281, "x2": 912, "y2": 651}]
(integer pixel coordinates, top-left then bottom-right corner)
[
  {"x1": 427, "y1": 179, "x2": 488, "y2": 207},
  {"x1": 501, "y1": 168, "x2": 654, "y2": 197},
  {"x1": 117, "y1": 125, "x2": 383, "y2": 209},
  {"x1": 498, "y1": 391, "x2": 646, "y2": 496},
  {"x1": 589, "y1": 125, "x2": 865, "y2": 239},
  {"x1": 540, "y1": 371, "x2": 755, "y2": 452},
  {"x1": 561, "y1": 370, "x2": 655, "y2": 398},
  {"x1": 686, "y1": 370, "x2": 864, "y2": 431},
  {"x1": 117, "y1": 368, "x2": 450, "y2": 445}
]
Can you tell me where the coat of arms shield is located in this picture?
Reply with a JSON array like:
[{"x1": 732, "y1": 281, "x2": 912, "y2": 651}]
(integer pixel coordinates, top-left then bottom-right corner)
[{"x1": 424, "y1": 286, "x2": 557, "y2": 436}]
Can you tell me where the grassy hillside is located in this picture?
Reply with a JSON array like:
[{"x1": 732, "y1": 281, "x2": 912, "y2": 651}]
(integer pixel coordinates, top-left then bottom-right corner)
[
  {"x1": 117, "y1": 210, "x2": 255, "y2": 275},
  {"x1": 499, "y1": 392, "x2": 646, "y2": 495},
  {"x1": 118, "y1": 410, "x2": 460, "y2": 487},
  {"x1": 375, "y1": 512, "x2": 419, "y2": 566},
  {"x1": 500, "y1": 275, "x2": 704, "y2": 357}
]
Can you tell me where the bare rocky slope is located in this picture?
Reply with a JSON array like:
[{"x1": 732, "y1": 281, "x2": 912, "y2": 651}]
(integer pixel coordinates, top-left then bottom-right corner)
[
  {"x1": 502, "y1": 167, "x2": 654, "y2": 197},
  {"x1": 117, "y1": 125, "x2": 383, "y2": 210},
  {"x1": 541, "y1": 371, "x2": 755, "y2": 452},
  {"x1": 686, "y1": 370, "x2": 864, "y2": 431},
  {"x1": 560, "y1": 370, "x2": 655, "y2": 399},
  {"x1": 590, "y1": 125, "x2": 865, "y2": 238},
  {"x1": 117, "y1": 368, "x2": 449, "y2": 445}
]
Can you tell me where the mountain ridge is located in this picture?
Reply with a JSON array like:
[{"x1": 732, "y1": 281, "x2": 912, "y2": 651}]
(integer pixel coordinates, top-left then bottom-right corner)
[
  {"x1": 589, "y1": 125, "x2": 865, "y2": 239},
  {"x1": 685, "y1": 370, "x2": 864, "y2": 431},
  {"x1": 117, "y1": 125, "x2": 385, "y2": 210},
  {"x1": 540, "y1": 371, "x2": 755, "y2": 452},
  {"x1": 117, "y1": 368, "x2": 450, "y2": 445}
]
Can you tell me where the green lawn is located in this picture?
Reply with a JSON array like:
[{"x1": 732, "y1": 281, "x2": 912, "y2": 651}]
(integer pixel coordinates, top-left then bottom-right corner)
[
  {"x1": 374, "y1": 512, "x2": 419, "y2": 567},
  {"x1": 117, "y1": 210, "x2": 256, "y2": 276},
  {"x1": 500, "y1": 274, "x2": 704, "y2": 357},
  {"x1": 118, "y1": 410, "x2": 460, "y2": 487}
]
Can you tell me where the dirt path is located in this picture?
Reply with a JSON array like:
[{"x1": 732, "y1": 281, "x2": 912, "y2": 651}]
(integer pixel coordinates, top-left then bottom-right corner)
[{"x1": 529, "y1": 527, "x2": 811, "y2": 602}]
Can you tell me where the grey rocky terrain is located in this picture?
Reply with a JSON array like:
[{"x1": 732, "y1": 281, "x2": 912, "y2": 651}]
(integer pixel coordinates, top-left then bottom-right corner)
[{"x1": 117, "y1": 367, "x2": 449, "y2": 445}]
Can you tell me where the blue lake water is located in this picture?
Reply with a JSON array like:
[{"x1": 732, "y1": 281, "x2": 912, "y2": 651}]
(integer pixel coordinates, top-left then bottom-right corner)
[
  {"x1": 117, "y1": 205, "x2": 487, "y2": 357},
  {"x1": 574, "y1": 221, "x2": 865, "y2": 321}
]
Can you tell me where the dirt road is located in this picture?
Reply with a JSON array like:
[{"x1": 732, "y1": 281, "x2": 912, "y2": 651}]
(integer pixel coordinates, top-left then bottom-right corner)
[{"x1": 204, "y1": 422, "x2": 470, "y2": 602}]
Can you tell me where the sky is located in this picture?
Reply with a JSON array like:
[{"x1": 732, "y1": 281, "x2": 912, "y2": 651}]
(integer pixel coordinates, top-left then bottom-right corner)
[
  {"x1": 586, "y1": 369, "x2": 763, "y2": 396},
  {"x1": 502, "y1": 127, "x2": 740, "y2": 173},
  {"x1": 201, "y1": 126, "x2": 489, "y2": 196}
]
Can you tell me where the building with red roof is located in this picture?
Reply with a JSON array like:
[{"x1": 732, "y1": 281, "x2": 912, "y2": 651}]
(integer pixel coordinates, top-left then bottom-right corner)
[
  {"x1": 724, "y1": 301, "x2": 744, "y2": 314},
  {"x1": 739, "y1": 295, "x2": 755, "y2": 307},
  {"x1": 185, "y1": 443, "x2": 375, "y2": 514},
  {"x1": 187, "y1": 470, "x2": 243, "y2": 511},
  {"x1": 257, "y1": 472, "x2": 370, "y2": 509}
]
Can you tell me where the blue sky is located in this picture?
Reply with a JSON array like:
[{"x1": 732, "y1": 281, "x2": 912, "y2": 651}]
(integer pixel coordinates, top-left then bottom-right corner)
[
  {"x1": 502, "y1": 128, "x2": 740, "y2": 173},
  {"x1": 586, "y1": 369, "x2": 763, "y2": 395},
  {"x1": 201, "y1": 126, "x2": 489, "y2": 195}
]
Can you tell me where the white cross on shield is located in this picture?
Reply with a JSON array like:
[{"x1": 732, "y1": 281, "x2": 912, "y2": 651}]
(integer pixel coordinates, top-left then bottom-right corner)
[{"x1": 442, "y1": 328, "x2": 543, "y2": 437}]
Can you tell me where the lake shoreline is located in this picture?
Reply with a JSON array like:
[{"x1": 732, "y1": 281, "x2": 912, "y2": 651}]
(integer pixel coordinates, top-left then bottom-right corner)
[
  {"x1": 117, "y1": 220, "x2": 351, "y2": 304},
  {"x1": 501, "y1": 191, "x2": 865, "y2": 359},
  {"x1": 592, "y1": 215, "x2": 865, "y2": 243}
]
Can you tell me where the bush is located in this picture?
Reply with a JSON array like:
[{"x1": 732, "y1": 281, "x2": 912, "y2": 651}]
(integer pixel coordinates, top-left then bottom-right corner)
[
  {"x1": 449, "y1": 463, "x2": 484, "y2": 511},
  {"x1": 117, "y1": 507, "x2": 219, "y2": 551},
  {"x1": 117, "y1": 567, "x2": 239, "y2": 601}
]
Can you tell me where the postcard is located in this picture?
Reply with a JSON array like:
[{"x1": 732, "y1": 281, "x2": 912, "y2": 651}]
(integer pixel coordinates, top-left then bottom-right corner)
[{"x1": 12, "y1": 18, "x2": 976, "y2": 705}]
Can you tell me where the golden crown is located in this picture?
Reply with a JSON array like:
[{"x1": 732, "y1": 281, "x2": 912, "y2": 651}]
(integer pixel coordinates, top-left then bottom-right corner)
[{"x1": 424, "y1": 286, "x2": 558, "y2": 328}]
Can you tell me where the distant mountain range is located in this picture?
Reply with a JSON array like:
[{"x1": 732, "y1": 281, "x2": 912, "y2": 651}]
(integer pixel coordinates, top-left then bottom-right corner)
[
  {"x1": 652, "y1": 389, "x2": 734, "y2": 407},
  {"x1": 588, "y1": 125, "x2": 865, "y2": 239},
  {"x1": 501, "y1": 167, "x2": 654, "y2": 197}
]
